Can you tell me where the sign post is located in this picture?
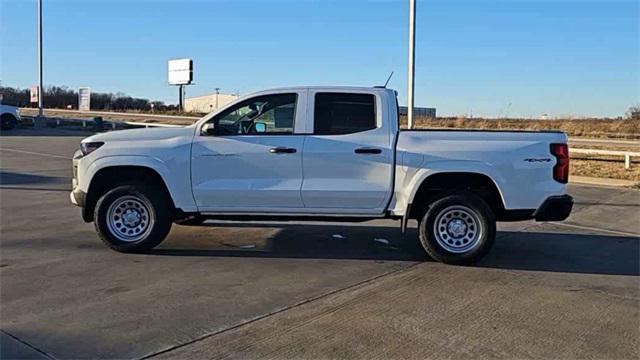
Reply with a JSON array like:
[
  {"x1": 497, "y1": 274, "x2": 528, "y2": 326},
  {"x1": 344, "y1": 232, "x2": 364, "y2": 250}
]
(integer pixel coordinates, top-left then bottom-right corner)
[
  {"x1": 37, "y1": 0, "x2": 43, "y2": 117},
  {"x1": 407, "y1": 0, "x2": 416, "y2": 130}
]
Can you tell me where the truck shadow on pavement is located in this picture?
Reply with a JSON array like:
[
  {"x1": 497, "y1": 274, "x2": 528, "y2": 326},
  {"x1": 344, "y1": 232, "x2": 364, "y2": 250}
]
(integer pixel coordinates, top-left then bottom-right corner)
[
  {"x1": 0, "y1": 171, "x2": 65, "y2": 185},
  {"x1": 0, "y1": 126, "x2": 95, "y2": 137},
  {"x1": 152, "y1": 223, "x2": 639, "y2": 276}
]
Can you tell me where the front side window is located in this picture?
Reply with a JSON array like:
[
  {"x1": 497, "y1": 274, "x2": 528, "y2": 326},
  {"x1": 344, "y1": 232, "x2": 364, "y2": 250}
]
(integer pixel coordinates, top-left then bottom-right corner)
[
  {"x1": 314, "y1": 93, "x2": 376, "y2": 135},
  {"x1": 208, "y1": 93, "x2": 296, "y2": 135}
]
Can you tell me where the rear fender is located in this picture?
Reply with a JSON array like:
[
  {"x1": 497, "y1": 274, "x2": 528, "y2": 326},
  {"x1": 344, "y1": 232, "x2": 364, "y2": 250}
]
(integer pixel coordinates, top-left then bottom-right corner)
[{"x1": 400, "y1": 160, "x2": 507, "y2": 216}]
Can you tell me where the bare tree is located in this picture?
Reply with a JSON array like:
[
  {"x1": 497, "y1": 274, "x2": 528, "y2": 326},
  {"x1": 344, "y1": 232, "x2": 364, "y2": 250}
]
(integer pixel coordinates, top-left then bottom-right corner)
[
  {"x1": 0, "y1": 85, "x2": 166, "y2": 111},
  {"x1": 626, "y1": 104, "x2": 640, "y2": 120}
]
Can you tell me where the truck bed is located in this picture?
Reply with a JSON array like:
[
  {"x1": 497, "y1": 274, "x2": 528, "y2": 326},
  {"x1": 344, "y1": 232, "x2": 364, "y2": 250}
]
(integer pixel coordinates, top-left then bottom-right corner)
[{"x1": 394, "y1": 129, "x2": 568, "y2": 211}]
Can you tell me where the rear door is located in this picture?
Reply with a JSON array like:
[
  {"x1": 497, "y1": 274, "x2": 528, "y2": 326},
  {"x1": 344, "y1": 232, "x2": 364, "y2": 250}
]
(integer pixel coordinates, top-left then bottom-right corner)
[{"x1": 301, "y1": 90, "x2": 394, "y2": 214}]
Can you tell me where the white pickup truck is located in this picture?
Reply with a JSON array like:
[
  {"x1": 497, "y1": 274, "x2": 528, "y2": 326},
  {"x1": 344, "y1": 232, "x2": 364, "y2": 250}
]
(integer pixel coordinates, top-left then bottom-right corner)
[
  {"x1": 71, "y1": 87, "x2": 573, "y2": 264},
  {"x1": 0, "y1": 104, "x2": 21, "y2": 130}
]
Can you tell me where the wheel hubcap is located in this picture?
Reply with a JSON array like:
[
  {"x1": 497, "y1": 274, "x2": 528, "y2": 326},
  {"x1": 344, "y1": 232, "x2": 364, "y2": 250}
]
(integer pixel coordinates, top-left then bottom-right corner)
[
  {"x1": 433, "y1": 205, "x2": 483, "y2": 253},
  {"x1": 106, "y1": 195, "x2": 154, "y2": 242}
]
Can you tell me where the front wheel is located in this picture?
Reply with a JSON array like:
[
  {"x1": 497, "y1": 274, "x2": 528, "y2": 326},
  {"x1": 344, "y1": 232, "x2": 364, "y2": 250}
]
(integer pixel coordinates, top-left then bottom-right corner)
[
  {"x1": 418, "y1": 192, "x2": 496, "y2": 265},
  {"x1": 1, "y1": 114, "x2": 17, "y2": 130},
  {"x1": 94, "y1": 183, "x2": 172, "y2": 253}
]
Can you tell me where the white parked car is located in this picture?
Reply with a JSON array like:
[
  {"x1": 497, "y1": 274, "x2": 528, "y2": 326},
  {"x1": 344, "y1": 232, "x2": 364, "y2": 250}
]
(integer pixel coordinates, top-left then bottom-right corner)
[
  {"x1": 71, "y1": 87, "x2": 573, "y2": 264},
  {"x1": 0, "y1": 104, "x2": 21, "y2": 130}
]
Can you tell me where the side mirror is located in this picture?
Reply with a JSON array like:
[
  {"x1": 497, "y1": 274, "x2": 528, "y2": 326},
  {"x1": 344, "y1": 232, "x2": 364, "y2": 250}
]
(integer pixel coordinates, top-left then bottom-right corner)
[
  {"x1": 202, "y1": 123, "x2": 216, "y2": 136},
  {"x1": 254, "y1": 122, "x2": 267, "y2": 133}
]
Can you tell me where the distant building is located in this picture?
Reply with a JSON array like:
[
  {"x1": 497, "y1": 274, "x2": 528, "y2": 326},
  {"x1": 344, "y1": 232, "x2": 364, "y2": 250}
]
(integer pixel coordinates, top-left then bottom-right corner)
[
  {"x1": 398, "y1": 106, "x2": 436, "y2": 118},
  {"x1": 184, "y1": 92, "x2": 239, "y2": 113}
]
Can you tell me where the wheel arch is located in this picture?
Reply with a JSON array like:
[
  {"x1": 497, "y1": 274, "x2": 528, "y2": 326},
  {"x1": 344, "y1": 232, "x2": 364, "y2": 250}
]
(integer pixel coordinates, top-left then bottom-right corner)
[
  {"x1": 83, "y1": 164, "x2": 176, "y2": 222},
  {"x1": 407, "y1": 171, "x2": 506, "y2": 220}
]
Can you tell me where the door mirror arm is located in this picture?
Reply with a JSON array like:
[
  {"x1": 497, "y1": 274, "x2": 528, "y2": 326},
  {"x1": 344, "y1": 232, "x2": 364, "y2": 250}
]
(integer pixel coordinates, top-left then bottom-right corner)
[{"x1": 202, "y1": 122, "x2": 216, "y2": 136}]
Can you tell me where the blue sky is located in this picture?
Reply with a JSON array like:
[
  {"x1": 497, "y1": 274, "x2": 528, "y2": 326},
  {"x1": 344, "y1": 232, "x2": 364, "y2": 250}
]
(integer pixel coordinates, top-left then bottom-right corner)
[{"x1": 1, "y1": 0, "x2": 638, "y2": 117}]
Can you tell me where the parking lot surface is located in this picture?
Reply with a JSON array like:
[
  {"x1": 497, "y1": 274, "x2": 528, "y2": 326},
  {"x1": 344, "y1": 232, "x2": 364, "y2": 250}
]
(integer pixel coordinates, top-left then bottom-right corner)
[{"x1": 1, "y1": 128, "x2": 638, "y2": 359}]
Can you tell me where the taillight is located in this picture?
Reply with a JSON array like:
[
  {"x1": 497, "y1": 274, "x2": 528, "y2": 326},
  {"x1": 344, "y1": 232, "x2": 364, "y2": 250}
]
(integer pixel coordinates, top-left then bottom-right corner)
[{"x1": 550, "y1": 143, "x2": 569, "y2": 183}]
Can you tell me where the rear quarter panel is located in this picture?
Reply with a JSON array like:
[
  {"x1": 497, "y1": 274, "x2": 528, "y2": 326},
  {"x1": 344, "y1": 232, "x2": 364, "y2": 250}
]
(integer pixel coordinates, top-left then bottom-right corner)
[{"x1": 392, "y1": 130, "x2": 568, "y2": 214}]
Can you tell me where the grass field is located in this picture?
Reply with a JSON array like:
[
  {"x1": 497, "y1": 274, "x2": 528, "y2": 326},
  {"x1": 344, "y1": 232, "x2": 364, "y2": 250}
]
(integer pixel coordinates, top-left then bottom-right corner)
[
  {"x1": 571, "y1": 158, "x2": 639, "y2": 181},
  {"x1": 406, "y1": 117, "x2": 639, "y2": 184},
  {"x1": 403, "y1": 116, "x2": 639, "y2": 139},
  {"x1": 22, "y1": 108, "x2": 640, "y2": 139}
]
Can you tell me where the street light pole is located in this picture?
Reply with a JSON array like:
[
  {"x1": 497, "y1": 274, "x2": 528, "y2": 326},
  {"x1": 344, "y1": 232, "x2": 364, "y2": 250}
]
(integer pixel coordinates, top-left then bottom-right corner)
[
  {"x1": 37, "y1": 0, "x2": 44, "y2": 118},
  {"x1": 407, "y1": 0, "x2": 416, "y2": 129}
]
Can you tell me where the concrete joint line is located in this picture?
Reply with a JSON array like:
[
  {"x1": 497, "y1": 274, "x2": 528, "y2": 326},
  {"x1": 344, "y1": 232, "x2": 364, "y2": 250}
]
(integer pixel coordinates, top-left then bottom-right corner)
[
  {"x1": 550, "y1": 222, "x2": 640, "y2": 238},
  {"x1": 1, "y1": 329, "x2": 56, "y2": 359},
  {"x1": 138, "y1": 263, "x2": 421, "y2": 359}
]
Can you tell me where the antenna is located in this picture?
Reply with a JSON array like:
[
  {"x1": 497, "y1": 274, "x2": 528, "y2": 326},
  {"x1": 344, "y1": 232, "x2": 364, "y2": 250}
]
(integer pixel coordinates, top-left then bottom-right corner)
[
  {"x1": 375, "y1": 72, "x2": 395, "y2": 88},
  {"x1": 383, "y1": 71, "x2": 394, "y2": 88}
]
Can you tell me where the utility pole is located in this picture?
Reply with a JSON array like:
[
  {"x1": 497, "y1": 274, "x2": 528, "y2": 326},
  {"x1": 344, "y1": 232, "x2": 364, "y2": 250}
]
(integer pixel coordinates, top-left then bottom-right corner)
[
  {"x1": 215, "y1": 87, "x2": 220, "y2": 109},
  {"x1": 407, "y1": 0, "x2": 416, "y2": 129},
  {"x1": 37, "y1": 0, "x2": 44, "y2": 119}
]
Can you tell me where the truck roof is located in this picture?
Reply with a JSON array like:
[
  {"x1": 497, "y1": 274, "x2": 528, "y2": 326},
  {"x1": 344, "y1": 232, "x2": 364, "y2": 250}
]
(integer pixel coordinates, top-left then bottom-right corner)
[{"x1": 255, "y1": 86, "x2": 395, "y2": 93}]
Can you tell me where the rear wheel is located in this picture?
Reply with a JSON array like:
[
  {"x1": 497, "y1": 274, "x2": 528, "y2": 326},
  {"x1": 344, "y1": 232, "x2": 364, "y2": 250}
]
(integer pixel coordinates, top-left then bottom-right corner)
[
  {"x1": 418, "y1": 192, "x2": 495, "y2": 265},
  {"x1": 94, "y1": 183, "x2": 172, "y2": 253}
]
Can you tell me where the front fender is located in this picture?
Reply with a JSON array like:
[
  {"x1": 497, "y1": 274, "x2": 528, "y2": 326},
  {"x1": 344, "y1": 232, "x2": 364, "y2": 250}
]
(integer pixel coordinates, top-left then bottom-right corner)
[{"x1": 81, "y1": 155, "x2": 197, "y2": 212}]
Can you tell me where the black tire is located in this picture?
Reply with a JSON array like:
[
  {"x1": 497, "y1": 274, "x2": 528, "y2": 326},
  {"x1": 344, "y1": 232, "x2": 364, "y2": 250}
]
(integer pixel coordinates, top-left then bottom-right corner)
[
  {"x1": 418, "y1": 192, "x2": 495, "y2": 265},
  {"x1": 94, "y1": 183, "x2": 172, "y2": 253},
  {"x1": 1, "y1": 114, "x2": 17, "y2": 130}
]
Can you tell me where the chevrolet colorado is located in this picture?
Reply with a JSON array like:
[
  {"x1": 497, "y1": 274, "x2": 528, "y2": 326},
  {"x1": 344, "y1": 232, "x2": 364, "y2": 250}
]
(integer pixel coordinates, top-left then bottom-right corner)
[
  {"x1": 0, "y1": 104, "x2": 21, "y2": 130},
  {"x1": 71, "y1": 87, "x2": 573, "y2": 264}
]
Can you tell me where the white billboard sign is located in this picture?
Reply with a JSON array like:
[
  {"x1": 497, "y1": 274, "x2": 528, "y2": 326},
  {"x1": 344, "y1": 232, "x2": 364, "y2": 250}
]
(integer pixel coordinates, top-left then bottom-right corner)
[
  {"x1": 78, "y1": 87, "x2": 91, "y2": 111},
  {"x1": 168, "y1": 58, "x2": 193, "y2": 85},
  {"x1": 30, "y1": 86, "x2": 39, "y2": 103}
]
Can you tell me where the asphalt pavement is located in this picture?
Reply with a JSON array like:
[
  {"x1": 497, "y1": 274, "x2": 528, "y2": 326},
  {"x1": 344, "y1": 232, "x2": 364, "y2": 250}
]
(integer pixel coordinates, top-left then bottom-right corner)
[{"x1": 1, "y1": 128, "x2": 638, "y2": 359}]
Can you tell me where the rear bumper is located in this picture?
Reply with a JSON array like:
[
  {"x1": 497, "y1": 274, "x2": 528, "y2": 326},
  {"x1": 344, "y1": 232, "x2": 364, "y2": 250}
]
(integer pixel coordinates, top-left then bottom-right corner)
[{"x1": 534, "y1": 195, "x2": 573, "y2": 221}]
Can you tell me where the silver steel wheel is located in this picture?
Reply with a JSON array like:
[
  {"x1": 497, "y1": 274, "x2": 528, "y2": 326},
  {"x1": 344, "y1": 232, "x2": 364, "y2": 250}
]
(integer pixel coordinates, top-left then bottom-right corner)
[
  {"x1": 106, "y1": 195, "x2": 155, "y2": 242},
  {"x1": 433, "y1": 205, "x2": 483, "y2": 254}
]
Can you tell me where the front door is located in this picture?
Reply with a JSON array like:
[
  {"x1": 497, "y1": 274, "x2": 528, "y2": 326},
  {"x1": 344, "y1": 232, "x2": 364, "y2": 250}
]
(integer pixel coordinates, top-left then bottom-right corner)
[{"x1": 191, "y1": 92, "x2": 305, "y2": 212}]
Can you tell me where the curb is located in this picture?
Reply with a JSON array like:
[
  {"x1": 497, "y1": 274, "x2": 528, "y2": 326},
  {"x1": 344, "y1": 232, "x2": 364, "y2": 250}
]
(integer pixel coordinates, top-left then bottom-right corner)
[{"x1": 570, "y1": 176, "x2": 637, "y2": 188}]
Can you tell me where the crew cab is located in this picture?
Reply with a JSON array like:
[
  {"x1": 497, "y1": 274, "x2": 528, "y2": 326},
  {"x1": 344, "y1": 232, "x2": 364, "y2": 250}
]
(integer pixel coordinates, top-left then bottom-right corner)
[
  {"x1": 0, "y1": 104, "x2": 21, "y2": 130},
  {"x1": 71, "y1": 87, "x2": 573, "y2": 264}
]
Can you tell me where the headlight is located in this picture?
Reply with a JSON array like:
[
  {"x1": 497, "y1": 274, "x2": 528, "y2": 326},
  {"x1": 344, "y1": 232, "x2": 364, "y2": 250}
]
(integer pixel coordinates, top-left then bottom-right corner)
[{"x1": 80, "y1": 142, "x2": 104, "y2": 156}]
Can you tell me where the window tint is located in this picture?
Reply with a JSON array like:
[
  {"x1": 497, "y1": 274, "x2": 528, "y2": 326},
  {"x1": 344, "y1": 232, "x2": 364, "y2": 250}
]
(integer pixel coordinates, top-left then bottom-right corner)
[
  {"x1": 210, "y1": 93, "x2": 296, "y2": 135},
  {"x1": 314, "y1": 93, "x2": 376, "y2": 135}
]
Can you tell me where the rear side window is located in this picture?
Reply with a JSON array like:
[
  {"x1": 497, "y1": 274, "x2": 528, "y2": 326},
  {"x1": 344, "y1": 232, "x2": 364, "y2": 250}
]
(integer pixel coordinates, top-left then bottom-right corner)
[{"x1": 314, "y1": 93, "x2": 376, "y2": 135}]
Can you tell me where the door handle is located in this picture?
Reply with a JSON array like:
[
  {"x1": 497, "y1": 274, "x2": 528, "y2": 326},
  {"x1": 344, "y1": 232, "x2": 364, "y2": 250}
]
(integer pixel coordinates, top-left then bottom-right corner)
[
  {"x1": 354, "y1": 147, "x2": 382, "y2": 154},
  {"x1": 269, "y1": 147, "x2": 297, "y2": 154}
]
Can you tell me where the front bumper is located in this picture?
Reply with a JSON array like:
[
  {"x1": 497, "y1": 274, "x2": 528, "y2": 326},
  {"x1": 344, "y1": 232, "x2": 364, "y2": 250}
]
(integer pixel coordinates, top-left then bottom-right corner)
[
  {"x1": 534, "y1": 195, "x2": 574, "y2": 221},
  {"x1": 70, "y1": 150, "x2": 85, "y2": 207},
  {"x1": 70, "y1": 187, "x2": 86, "y2": 207}
]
